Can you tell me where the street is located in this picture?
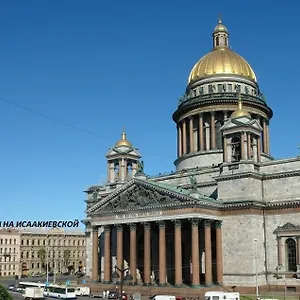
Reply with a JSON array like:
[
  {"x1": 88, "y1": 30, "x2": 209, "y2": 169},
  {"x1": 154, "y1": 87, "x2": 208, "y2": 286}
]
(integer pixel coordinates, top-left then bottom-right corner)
[
  {"x1": 0, "y1": 274, "x2": 80, "y2": 287},
  {"x1": 9, "y1": 290, "x2": 90, "y2": 299}
]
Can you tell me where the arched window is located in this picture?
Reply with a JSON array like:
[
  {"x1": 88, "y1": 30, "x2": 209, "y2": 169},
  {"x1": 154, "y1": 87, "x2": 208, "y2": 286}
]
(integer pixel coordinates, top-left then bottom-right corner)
[
  {"x1": 231, "y1": 136, "x2": 241, "y2": 161},
  {"x1": 216, "y1": 37, "x2": 219, "y2": 46},
  {"x1": 286, "y1": 238, "x2": 297, "y2": 272}
]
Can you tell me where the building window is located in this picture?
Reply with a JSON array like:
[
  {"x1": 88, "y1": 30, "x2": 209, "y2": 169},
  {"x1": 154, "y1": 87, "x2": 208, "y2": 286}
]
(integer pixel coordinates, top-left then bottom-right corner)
[
  {"x1": 217, "y1": 84, "x2": 222, "y2": 93},
  {"x1": 21, "y1": 240, "x2": 23, "y2": 245},
  {"x1": 27, "y1": 240, "x2": 29, "y2": 246},
  {"x1": 215, "y1": 121, "x2": 223, "y2": 149},
  {"x1": 228, "y1": 84, "x2": 232, "y2": 92},
  {"x1": 231, "y1": 136, "x2": 241, "y2": 162},
  {"x1": 286, "y1": 238, "x2": 297, "y2": 272}
]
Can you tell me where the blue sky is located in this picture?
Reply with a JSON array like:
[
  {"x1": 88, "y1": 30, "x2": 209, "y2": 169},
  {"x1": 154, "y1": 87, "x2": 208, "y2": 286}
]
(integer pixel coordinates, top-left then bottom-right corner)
[{"x1": 0, "y1": 0, "x2": 299, "y2": 229}]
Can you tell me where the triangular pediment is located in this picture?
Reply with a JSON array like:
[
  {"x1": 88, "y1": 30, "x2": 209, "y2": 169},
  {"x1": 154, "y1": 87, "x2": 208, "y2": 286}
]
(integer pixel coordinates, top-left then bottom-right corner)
[
  {"x1": 86, "y1": 178, "x2": 217, "y2": 215},
  {"x1": 274, "y1": 222, "x2": 300, "y2": 233},
  {"x1": 106, "y1": 147, "x2": 141, "y2": 158},
  {"x1": 221, "y1": 118, "x2": 262, "y2": 132}
]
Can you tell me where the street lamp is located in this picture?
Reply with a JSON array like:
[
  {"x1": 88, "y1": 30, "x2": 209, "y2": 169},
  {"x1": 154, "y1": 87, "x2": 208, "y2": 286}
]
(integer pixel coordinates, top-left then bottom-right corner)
[
  {"x1": 111, "y1": 265, "x2": 133, "y2": 300},
  {"x1": 254, "y1": 239, "x2": 259, "y2": 300}
]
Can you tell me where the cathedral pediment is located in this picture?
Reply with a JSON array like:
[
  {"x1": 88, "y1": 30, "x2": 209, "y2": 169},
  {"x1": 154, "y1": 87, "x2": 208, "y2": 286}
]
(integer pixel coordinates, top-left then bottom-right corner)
[
  {"x1": 86, "y1": 178, "x2": 216, "y2": 215},
  {"x1": 274, "y1": 222, "x2": 300, "y2": 233}
]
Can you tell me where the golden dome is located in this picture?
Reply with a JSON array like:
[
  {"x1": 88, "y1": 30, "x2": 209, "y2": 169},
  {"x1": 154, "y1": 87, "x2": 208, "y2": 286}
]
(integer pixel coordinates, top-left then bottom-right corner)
[
  {"x1": 230, "y1": 95, "x2": 251, "y2": 119},
  {"x1": 115, "y1": 132, "x2": 132, "y2": 148},
  {"x1": 188, "y1": 19, "x2": 257, "y2": 84},
  {"x1": 214, "y1": 19, "x2": 228, "y2": 32},
  {"x1": 188, "y1": 48, "x2": 257, "y2": 84}
]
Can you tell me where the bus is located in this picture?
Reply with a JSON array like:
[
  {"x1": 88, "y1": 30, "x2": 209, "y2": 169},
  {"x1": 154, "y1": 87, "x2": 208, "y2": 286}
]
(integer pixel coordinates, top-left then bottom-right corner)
[
  {"x1": 18, "y1": 281, "x2": 45, "y2": 292},
  {"x1": 44, "y1": 285, "x2": 77, "y2": 299}
]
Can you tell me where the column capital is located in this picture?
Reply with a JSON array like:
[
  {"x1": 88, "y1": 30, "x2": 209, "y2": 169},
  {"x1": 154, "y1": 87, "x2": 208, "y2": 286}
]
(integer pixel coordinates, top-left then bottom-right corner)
[
  {"x1": 104, "y1": 225, "x2": 111, "y2": 232},
  {"x1": 172, "y1": 219, "x2": 182, "y2": 228},
  {"x1": 129, "y1": 223, "x2": 137, "y2": 231},
  {"x1": 142, "y1": 222, "x2": 151, "y2": 230},
  {"x1": 189, "y1": 115, "x2": 194, "y2": 120},
  {"x1": 210, "y1": 111, "x2": 215, "y2": 116},
  {"x1": 115, "y1": 224, "x2": 123, "y2": 232},
  {"x1": 92, "y1": 227, "x2": 98, "y2": 233},
  {"x1": 199, "y1": 112, "x2": 203, "y2": 118},
  {"x1": 189, "y1": 218, "x2": 200, "y2": 226},
  {"x1": 215, "y1": 220, "x2": 222, "y2": 228},
  {"x1": 157, "y1": 220, "x2": 166, "y2": 228},
  {"x1": 204, "y1": 219, "x2": 213, "y2": 228}
]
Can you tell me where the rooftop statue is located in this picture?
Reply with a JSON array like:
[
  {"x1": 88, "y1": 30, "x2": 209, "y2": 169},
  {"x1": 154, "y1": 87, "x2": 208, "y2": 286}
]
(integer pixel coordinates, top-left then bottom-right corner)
[{"x1": 136, "y1": 160, "x2": 144, "y2": 173}]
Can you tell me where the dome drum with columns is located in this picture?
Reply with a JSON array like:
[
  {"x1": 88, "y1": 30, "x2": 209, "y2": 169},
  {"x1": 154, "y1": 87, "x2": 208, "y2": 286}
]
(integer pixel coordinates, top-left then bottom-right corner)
[{"x1": 173, "y1": 19, "x2": 273, "y2": 171}]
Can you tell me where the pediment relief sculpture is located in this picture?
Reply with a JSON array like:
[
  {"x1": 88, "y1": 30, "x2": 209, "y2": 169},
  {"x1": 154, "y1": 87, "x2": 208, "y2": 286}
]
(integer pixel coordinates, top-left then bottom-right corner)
[{"x1": 103, "y1": 184, "x2": 180, "y2": 211}]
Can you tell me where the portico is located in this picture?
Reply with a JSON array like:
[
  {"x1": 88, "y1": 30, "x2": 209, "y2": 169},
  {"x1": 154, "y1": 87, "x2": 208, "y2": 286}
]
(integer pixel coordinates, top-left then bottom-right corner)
[{"x1": 87, "y1": 178, "x2": 224, "y2": 287}]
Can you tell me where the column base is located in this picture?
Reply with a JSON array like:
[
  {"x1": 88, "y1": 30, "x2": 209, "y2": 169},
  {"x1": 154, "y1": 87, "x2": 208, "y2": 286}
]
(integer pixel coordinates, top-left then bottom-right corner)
[
  {"x1": 92, "y1": 281, "x2": 100, "y2": 283},
  {"x1": 159, "y1": 283, "x2": 167, "y2": 287},
  {"x1": 143, "y1": 283, "x2": 152, "y2": 286},
  {"x1": 174, "y1": 284, "x2": 184, "y2": 288},
  {"x1": 102, "y1": 281, "x2": 111, "y2": 284},
  {"x1": 191, "y1": 284, "x2": 202, "y2": 288},
  {"x1": 205, "y1": 283, "x2": 214, "y2": 287}
]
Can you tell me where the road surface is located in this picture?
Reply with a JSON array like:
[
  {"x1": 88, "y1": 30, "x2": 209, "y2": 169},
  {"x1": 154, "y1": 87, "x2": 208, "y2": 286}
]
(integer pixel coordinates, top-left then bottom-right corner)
[
  {"x1": 9, "y1": 290, "x2": 90, "y2": 299},
  {"x1": 0, "y1": 274, "x2": 81, "y2": 287}
]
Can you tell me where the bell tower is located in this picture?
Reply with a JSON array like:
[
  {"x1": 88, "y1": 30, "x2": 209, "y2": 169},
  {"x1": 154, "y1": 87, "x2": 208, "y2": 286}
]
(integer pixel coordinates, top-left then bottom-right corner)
[
  {"x1": 216, "y1": 95, "x2": 264, "y2": 202},
  {"x1": 221, "y1": 95, "x2": 263, "y2": 165},
  {"x1": 106, "y1": 132, "x2": 142, "y2": 184}
]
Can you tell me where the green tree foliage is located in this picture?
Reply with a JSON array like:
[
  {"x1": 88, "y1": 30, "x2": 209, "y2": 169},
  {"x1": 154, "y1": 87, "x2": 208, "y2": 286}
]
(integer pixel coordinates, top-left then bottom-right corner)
[{"x1": 0, "y1": 284, "x2": 13, "y2": 300}]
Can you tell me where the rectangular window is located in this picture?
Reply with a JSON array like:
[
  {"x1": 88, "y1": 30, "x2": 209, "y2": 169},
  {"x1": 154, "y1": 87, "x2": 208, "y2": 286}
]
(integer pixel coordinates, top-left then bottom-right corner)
[
  {"x1": 217, "y1": 84, "x2": 222, "y2": 93},
  {"x1": 227, "y1": 84, "x2": 232, "y2": 92}
]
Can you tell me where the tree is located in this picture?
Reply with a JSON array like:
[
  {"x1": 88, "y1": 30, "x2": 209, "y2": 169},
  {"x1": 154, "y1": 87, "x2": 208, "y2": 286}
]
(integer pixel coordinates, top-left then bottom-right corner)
[
  {"x1": 63, "y1": 250, "x2": 71, "y2": 271},
  {"x1": 37, "y1": 248, "x2": 46, "y2": 271},
  {"x1": 0, "y1": 284, "x2": 13, "y2": 300}
]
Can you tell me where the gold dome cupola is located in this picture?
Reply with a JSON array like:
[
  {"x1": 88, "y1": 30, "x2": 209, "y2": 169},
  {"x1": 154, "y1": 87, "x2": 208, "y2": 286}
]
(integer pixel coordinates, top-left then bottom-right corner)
[
  {"x1": 213, "y1": 18, "x2": 229, "y2": 48},
  {"x1": 230, "y1": 93, "x2": 251, "y2": 119},
  {"x1": 188, "y1": 18, "x2": 257, "y2": 84},
  {"x1": 115, "y1": 132, "x2": 132, "y2": 148}
]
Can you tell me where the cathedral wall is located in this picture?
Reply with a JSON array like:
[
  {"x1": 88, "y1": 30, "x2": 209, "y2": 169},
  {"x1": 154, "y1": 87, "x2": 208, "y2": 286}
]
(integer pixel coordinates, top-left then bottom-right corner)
[
  {"x1": 264, "y1": 212, "x2": 300, "y2": 286},
  {"x1": 263, "y1": 176, "x2": 300, "y2": 202},
  {"x1": 217, "y1": 177, "x2": 262, "y2": 201},
  {"x1": 260, "y1": 157, "x2": 300, "y2": 173},
  {"x1": 222, "y1": 213, "x2": 266, "y2": 286}
]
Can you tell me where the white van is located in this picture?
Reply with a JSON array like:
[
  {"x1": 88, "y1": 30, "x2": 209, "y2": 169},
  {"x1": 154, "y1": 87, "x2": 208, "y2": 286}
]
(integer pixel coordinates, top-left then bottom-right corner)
[
  {"x1": 75, "y1": 286, "x2": 90, "y2": 296},
  {"x1": 205, "y1": 292, "x2": 240, "y2": 300},
  {"x1": 149, "y1": 296, "x2": 176, "y2": 300}
]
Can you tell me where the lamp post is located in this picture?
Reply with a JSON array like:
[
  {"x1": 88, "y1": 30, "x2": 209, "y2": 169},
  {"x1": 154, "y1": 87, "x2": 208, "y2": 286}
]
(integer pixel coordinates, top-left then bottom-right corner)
[
  {"x1": 111, "y1": 265, "x2": 133, "y2": 300},
  {"x1": 254, "y1": 239, "x2": 259, "y2": 300},
  {"x1": 46, "y1": 246, "x2": 49, "y2": 284}
]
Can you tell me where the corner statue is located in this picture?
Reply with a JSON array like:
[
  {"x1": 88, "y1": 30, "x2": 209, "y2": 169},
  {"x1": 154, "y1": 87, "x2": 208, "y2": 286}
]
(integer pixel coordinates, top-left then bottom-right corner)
[
  {"x1": 189, "y1": 174, "x2": 198, "y2": 191},
  {"x1": 136, "y1": 160, "x2": 144, "y2": 173}
]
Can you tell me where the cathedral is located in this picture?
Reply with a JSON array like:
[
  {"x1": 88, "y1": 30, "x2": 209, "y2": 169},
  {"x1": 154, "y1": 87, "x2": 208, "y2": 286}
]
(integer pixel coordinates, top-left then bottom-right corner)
[{"x1": 83, "y1": 19, "x2": 300, "y2": 292}]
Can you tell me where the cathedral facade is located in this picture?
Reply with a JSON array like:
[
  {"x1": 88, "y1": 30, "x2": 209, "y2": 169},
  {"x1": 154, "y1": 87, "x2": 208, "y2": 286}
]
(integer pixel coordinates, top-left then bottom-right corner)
[{"x1": 83, "y1": 20, "x2": 300, "y2": 290}]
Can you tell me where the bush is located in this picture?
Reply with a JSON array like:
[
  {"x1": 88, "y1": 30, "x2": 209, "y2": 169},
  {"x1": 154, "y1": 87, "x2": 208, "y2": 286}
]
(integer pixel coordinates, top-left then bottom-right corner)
[{"x1": 0, "y1": 284, "x2": 13, "y2": 300}]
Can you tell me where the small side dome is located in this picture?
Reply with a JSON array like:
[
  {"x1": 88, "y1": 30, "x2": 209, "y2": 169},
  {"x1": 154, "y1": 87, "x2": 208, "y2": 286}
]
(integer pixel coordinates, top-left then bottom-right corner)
[
  {"x1": 115, "y1": 132, "x2": 132, "y2": 148},
  {"x1": 230, "y1": 95, "x2": 251, "y2": 119}
]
